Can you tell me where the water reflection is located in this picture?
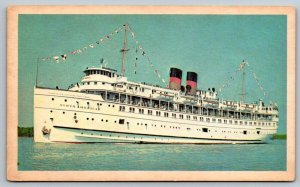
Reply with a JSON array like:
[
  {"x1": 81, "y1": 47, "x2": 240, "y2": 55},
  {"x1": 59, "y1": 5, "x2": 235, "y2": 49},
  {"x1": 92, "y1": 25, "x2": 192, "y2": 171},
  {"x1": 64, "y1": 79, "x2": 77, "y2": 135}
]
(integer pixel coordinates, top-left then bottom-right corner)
[{"x1": 18, "y1": 137, "x2": 286, "y2": 171}]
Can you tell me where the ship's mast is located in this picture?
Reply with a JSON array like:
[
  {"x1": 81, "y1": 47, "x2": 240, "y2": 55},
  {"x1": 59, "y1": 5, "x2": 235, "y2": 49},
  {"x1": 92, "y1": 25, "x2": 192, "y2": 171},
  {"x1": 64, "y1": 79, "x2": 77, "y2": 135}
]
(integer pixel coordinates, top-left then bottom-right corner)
[
  {"x1": 240, "y1": 61, "x2": 246, "y2": 103},
  {"x1": 121, "y1": 23, "x2": 129, "y2": 77},
  {"x1": 241, "y1": 68, "x2": 245, "y2": 102},
  {"x1": 35, "y1": 57, "x2": 39, "y2": 87}
]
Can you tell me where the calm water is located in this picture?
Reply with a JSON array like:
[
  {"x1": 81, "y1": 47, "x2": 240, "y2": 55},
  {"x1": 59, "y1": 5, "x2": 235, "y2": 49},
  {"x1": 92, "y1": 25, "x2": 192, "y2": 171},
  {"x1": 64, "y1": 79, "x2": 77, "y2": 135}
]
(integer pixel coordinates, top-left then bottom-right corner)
[{"x1": 18, "y1": 137, "x2": 286, "y2": 171}]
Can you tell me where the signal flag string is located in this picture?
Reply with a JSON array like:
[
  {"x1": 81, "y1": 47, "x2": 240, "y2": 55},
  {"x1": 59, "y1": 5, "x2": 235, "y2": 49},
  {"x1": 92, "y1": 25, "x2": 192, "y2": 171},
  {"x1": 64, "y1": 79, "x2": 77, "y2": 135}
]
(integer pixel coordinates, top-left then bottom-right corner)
[
  {"x1": 127, "y1": 26, "x2": 167, "y2": 85},
  {"x1": 40, "y1": 25, "x2": 125, "y2": 63},
  {"x1": 218, "y1": 61, "x2": 271, "y2": 102}
]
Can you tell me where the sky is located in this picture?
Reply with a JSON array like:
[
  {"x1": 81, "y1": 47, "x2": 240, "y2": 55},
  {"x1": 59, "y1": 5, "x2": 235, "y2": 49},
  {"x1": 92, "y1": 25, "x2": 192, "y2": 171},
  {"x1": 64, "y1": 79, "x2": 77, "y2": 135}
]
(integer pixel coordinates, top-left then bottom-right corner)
[{"x1": 18, "y1": 15, "x2": 287, "y2": 133}]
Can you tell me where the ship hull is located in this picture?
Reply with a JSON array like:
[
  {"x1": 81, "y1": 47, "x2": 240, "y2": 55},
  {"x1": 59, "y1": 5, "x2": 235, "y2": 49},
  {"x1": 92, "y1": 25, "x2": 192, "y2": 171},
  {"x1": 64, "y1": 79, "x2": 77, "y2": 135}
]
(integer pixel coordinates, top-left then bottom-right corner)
[{"x1": 34, "y1": 87, "x2": 276, "y2": 144}]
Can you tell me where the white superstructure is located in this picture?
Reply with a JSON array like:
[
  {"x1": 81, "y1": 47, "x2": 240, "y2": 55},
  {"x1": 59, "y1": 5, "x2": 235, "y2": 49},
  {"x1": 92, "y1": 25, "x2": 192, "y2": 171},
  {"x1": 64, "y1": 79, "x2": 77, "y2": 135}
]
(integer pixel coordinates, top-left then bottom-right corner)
[
  {"x1": 33, "y1": 24, "x2": 279, "y2": 144},
  {"x1": 34, "y1": 66, "x2": 278, "y2": 144}
]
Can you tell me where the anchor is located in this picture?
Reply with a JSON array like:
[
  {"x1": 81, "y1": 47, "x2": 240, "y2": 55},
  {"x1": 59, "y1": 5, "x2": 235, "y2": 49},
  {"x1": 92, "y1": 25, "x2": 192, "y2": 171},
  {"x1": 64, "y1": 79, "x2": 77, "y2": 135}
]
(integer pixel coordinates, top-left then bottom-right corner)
[{"x1": 41, "y1": 126, "x2": 51, "y2": 135}]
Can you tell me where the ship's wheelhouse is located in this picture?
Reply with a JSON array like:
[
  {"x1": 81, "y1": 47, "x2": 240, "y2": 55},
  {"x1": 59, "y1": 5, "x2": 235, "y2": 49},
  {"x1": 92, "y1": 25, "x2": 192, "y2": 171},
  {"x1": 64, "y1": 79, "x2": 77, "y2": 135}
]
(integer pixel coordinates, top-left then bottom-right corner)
[{"x1": 83, "y1": 67, "x2": 118, "y2": 78}]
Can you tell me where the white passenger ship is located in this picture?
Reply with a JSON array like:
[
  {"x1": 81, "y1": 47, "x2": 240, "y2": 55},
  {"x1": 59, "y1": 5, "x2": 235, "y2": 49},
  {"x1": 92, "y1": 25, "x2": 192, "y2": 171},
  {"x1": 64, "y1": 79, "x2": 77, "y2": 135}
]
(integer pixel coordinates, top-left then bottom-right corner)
[{"x1": 34, "y1": 24, "x2": 278, "y2": 144}]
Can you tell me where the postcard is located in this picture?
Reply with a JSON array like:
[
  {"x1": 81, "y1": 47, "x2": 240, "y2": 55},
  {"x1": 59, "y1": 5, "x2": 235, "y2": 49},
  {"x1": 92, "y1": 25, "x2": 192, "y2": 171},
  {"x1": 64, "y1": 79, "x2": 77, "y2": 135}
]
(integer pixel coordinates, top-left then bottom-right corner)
[{"x1": 7, "y1": 6, "x2": 295, "y2": 181}]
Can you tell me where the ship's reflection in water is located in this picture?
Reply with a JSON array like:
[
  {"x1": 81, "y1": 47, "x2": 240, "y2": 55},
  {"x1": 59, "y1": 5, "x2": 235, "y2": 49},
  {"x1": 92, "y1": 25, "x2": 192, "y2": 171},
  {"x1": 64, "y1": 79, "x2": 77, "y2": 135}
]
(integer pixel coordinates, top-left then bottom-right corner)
[{"x1": 18, "y1": 137, "x2": 286, "y2": 171}]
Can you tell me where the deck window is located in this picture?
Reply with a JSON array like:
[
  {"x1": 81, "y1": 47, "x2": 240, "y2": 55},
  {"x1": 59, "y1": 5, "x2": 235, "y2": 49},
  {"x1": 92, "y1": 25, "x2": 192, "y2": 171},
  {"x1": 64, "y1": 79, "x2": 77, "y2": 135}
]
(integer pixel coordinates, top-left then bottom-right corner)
[
  {"x1": 119, "y1": 106, "x2": 125, "y2": 111},
  {"x1": 129, "y1": 107, "x2": 135, "y2": 113},
  {"x1": 139, "y1": 109, "x2": 144, "y2": 114}
]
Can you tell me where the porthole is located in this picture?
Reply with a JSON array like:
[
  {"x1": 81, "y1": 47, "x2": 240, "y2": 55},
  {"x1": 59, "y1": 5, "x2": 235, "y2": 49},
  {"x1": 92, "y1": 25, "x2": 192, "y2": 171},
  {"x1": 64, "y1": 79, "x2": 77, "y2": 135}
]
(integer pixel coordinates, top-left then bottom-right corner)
[
  {"x1": 92, "y1": 118, "x2": 94, "y2": 121},
  {"x1": 112, "y1": 105, "x2": 115, "y2": 107},
  {"x1": 106, "y1": 120, "x2": 108, "y2": 122},
  {"x1": 108, "y1": 105, "x2": 110, "y2": 107},
  {"x1": 63, "y1": 111, "x2": 65, "y2": 114},
  {"x1": 101, "y1": 119, "x2": 103, "y2": 122},
  {"x1": 50, "y1": 110, "x2": 53, "y2": 113},
  {"x1": 87, "y1": 118, "x2": 89, "y2": 120},
  {"x1": 51, "y1": 98, "x2": 54, "y2": 101},
  {"x1": 64, "y1": 99, "x2": 67, "y2": 102}
]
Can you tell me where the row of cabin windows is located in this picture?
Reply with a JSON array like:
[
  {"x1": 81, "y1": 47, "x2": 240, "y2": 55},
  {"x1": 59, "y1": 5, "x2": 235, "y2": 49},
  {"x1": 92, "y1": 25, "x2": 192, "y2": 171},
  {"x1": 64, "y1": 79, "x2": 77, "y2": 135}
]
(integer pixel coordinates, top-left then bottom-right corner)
[
  {"x1": 119, "y1": 105, "x2": 276, "y2": 126},
  {"x1": 136, "y1": 123, "x2": 184, "y2": 131},
  {"x1": 82, "y1": 82, "x2": 106, "y2": 86},
  {"x1": 56, "y1": 91, "x2": 278, "y2": 120},
  {"x1": 120, "y1": 86, "x2": 146, "y2": 92},
  {"x1": 54, "y1": 98, "x2": 276, "y2": 127},
  {"x1": 52, "y1": 110, "x2": 273, "y2": 135},
  {"x1": 86, "y1": 70, "x2": 115, "y2": 77}
]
